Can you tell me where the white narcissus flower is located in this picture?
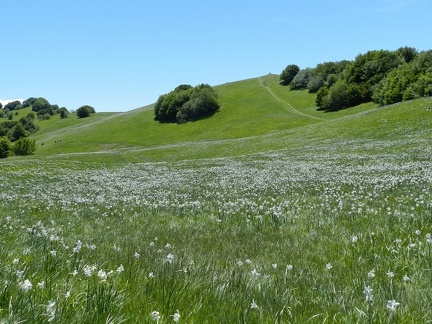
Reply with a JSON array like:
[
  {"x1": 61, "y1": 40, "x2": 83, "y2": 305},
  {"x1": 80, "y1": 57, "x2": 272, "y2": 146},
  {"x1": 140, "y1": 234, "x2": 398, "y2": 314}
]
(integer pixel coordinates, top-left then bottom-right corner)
[
  {"x1": 150, "y1": 311, "x2": 161, "y2": 321},
  {"x1": 387, "y1": 300, "x2": 400, "y2": 311},
  {"x1": 19, "y1": 279, "x2": 32, "y2": 292},
  {"x1": 363, "y1": 286, "x2": 373, "y2": 301},
  {"x1": 250, "y1": 299, "x2": 259, "y2": 309},
  {"x1": 171, "y1": 310, "x2": 180, "y2": 322}
]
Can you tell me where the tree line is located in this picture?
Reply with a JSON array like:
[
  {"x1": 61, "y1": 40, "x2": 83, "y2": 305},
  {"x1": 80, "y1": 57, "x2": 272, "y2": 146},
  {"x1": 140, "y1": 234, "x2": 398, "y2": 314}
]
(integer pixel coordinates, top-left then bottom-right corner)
[
  {"x1": 0, "y1": 97, "x2": 96, "y2": 158},
  {"x1": 280, "y1": 47, "x2": 432, "y2": 111}
]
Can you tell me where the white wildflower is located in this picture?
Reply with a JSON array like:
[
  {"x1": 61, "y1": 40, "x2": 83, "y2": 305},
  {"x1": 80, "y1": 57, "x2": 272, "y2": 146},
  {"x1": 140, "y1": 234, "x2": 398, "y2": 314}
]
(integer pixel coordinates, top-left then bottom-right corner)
[
  {"x1": 37, "y1": 281, "x2": 45, "y2": 289},
  {"x1": 387, "y1": 299, "x2": 400, "y2": 311},
  {"x1": 19, "y1": 279, "x2": 32, "y2": 292},
  {"x1": 117, "y1": 264, "x2": 124, "y2": 274},
  {"x1": 166, "y1": 253, "x2": 174, "y2": 264},
  {"x1": 46, "y1": 300, "x2": 56, "y2": 322},
  {"x1": 363, "y1": 286, "x2": 373, "y2": 301},
  {"x1": 251, "y1": 268, "x2": 260, "y2": 279},
  {"x1": 368, "y1": 269, "x2": 375, "y2": 279},
  {"x1": 83, "y1": 264, "x2": 95, "y2": 277},
  {"x1": 73, "y1": 240, "x2": 82, "y2": 253},
  {"x1": 171, "y1": 310, "x2": 180, "y2": 322},
  {"x1": 98, "y1": 270, "x2": 107, "y2": 282},
  {"x1": 325, "y1": 263, "x2": 332, "y2": 271},
  {"x1": 250, "y1": 299, "x2": 259, "y2": 309},
  {"x1": 150, "y1": 311, "x2": 161, "y2": 321},
  {"x1": 386, "y1": 270, "x2": 394, "y2": 279}
]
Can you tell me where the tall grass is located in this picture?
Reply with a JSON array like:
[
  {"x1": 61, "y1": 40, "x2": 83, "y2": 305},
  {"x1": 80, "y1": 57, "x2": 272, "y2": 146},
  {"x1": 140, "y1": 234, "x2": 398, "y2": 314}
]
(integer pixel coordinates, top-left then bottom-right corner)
[{"x1": 1, "y1": 132, "x2": 431, "y2": 322}]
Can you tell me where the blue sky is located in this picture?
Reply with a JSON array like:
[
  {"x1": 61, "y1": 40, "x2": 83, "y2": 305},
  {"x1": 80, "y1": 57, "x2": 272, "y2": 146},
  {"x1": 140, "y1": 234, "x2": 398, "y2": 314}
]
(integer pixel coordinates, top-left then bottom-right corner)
[{"x1": 1, "y1": 0, "x2": 432, "y2": 112}]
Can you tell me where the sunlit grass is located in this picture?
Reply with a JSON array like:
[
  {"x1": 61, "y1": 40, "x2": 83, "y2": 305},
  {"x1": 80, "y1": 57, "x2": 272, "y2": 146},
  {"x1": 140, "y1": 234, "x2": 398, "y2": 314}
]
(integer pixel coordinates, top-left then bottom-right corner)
[
  {"x1": 1, "y1": 133, "x2": 431, "y2": 322},
  {"x1": 2, "y1": 78, "x2": 432, "y2": 322}
]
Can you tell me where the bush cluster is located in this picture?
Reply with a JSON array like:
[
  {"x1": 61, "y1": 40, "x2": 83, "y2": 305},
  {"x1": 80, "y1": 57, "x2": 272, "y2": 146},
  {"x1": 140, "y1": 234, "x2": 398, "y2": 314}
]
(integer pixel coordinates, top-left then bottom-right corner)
[
  {"x1": 280, "y1": 47, "x2": 432, "y2": 111},
  {"x1": 0, "y1": 112, "x2": 39, "y2": 142},
  {"x1": 0, "y1": 137, "x2": 36, "y2": 158},
  {"x1": 76, "y1": 105, "x2": 96, "y2": 118},
  {"x1": 154, "y1": 84, "x2": 220, "y2": 123}
]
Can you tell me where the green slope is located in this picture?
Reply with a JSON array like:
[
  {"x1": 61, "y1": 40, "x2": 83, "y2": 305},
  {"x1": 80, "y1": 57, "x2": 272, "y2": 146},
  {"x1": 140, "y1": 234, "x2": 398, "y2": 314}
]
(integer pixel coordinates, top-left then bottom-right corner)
[{"x1": 28, "y1": 74, "x2": 431, "y2": 163}]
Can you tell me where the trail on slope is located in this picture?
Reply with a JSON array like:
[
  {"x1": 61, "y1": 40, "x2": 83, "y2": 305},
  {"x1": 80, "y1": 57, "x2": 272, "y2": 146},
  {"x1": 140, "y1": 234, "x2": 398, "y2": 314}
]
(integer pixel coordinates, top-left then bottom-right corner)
[{"x1": 257, "y1": 77, "x2": 325, "y2": 121}]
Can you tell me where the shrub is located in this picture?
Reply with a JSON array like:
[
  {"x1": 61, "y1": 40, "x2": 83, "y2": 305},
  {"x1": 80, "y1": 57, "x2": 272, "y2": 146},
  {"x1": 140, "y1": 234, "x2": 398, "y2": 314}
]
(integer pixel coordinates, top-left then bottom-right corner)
[
  {"x1": 280, "y1": 64, "x2": 300, "y2": 86},
  {"x1": 76, "y1": 105, "x2": 95, "y2": 118},
  {"x1": 0, "y1": 137, "x2": 11, "y2": 158},
  {"x1": 154, "y1": 84, "x2": 219, "y2": 123},
  {"x1": 12, "y1": 137, "x2": 36, "y2": 156}
]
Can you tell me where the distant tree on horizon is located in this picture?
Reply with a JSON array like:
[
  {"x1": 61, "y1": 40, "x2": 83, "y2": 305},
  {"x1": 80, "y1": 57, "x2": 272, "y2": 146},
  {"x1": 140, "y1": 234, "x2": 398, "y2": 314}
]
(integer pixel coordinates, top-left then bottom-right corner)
[
  {"x1": 76, "y1": 105, "x2": 95, "y2": 118},
  {"x1": 279, "y1": 64, "x2": 300, "y2": 86}
]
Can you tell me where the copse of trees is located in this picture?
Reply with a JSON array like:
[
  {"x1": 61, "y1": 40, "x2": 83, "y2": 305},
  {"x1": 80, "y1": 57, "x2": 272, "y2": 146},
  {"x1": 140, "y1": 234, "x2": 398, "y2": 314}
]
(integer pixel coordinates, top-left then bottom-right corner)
[
  {"x1": 0, "y1": 112, "x2": 39, "y2": 142},
  {"x1": 154, "y1": 84, "x2": 220, "y2": 123},
  {"x1": 281, "y1": 46, "x2": 432, "y2": 111},
  {"x1": 4, "y1": 100, "x2": 22, "y2": 111}
]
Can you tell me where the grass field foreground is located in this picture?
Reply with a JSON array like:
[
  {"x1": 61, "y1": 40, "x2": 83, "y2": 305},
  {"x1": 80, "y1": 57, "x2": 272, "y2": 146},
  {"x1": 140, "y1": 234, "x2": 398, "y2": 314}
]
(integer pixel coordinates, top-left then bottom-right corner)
[{"x1": 1, "y1": 130, "x2": 432, "y2": 322}]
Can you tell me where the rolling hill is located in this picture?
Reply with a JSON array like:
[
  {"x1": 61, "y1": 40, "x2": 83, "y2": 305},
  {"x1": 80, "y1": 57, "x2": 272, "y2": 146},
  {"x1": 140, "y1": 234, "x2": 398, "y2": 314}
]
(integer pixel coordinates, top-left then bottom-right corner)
[{"x1": 27, "y1": 74, "x2": 431, "y2": 162}]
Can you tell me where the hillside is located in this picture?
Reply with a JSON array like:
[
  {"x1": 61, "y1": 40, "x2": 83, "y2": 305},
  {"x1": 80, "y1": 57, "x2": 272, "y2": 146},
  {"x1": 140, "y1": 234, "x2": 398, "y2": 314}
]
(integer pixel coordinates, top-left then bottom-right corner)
[{"x1": 28, "y1": 74, "x2": 392, "y2": 162}]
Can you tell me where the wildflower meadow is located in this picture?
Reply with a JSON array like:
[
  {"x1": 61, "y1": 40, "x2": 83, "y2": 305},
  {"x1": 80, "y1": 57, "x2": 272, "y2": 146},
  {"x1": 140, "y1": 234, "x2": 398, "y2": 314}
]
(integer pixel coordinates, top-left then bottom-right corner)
[{"x1": 1, "y1": 135, "x2": 431, "y2": 323}]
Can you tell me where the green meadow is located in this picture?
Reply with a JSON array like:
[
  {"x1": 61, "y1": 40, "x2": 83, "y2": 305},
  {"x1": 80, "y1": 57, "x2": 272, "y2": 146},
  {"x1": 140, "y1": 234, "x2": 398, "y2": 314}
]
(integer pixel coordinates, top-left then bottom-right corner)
[{"x1": 1, "y1": 74, "x2": 432, "y2": 323}]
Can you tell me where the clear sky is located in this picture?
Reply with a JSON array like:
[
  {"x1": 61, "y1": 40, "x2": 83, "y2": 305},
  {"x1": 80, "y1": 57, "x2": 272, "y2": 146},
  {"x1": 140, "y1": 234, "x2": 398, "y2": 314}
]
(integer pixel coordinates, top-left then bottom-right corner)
[{"x1": 1, "y1": 0, "x2": 432, "y2": 112}]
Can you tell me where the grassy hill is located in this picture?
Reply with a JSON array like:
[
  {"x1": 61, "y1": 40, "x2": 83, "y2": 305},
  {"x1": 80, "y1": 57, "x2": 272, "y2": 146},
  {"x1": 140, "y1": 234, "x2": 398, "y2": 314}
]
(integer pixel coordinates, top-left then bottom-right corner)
[{"x1": 28, "y1": 74, "x2": 389, "y2": 162}]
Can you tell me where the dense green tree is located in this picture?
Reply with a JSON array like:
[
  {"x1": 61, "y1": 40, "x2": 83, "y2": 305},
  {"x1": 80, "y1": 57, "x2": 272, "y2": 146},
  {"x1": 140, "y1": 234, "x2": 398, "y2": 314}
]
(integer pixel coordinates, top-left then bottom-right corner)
[
  {"x1": 316, "y1": 86, "x2": 329, "y2": 108},
  {"x1": 307, "y1": 74, "x2": 324, "y2": 93},
  {"x1": 280, "y1": 64, "x2": 300, "y2": 86},
  {"x1": 21, "y1": 97, "x2": 37, "y2": 108},
  {"x1": 176, "y1": 85, "x2": 220, "y2": 123},
  {"x1": 345, "y1": 50, "x2": 402, "y2": 99},
  {"x1": 290, "y1": 68, "x2": 313, "y2": 90},
  {"x1": 32, "y1": 97, "x2": 51, "y2": 112},
  {"x1": 11, "y1": 123, "x2": 27, "y2": 142},
  {"x1": 59, "y1": 108, "x2": 69, "y2": 119},
  {"x1": 396, "y1": 46, "x2": 418, "y2": 63},
  {"x1": 154, "y1": 84, "x2": 219, "y2": 123},
  {"x1": 12, "y1": 137, "x2": 36, "y2": 156},
  {"x1": 76, "y1": 105, "x2": 95, "y2": 118},
  {"x1": 0, "y1": 137, "x2": 11, "y2": 158},
  {"x1": 4, "y1": 100, "x2": 21, "y2": 111},
  {"x1": 325, "y1": 81, "x2": 349, "y2": 111},
  {"x1": 373, "y1": 50, "x2": 432, "y2": 105}
]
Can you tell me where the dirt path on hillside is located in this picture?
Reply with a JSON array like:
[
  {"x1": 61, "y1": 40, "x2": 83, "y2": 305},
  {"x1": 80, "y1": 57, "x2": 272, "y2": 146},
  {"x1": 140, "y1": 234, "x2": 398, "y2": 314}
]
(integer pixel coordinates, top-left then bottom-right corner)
[{"x1": 257, "y1": 77, "x2": 325, "y2": 121}]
